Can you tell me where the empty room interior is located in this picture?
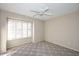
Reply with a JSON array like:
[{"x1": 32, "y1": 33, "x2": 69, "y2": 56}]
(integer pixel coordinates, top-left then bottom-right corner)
[{"x1": 0, "y1": 3, "x2": 79, "y2": 56}]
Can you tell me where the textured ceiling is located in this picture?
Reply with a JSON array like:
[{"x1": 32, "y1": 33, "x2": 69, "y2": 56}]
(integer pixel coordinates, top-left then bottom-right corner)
[{"x1": 0, "y1": 3, "x2": 79, "y2": 20}]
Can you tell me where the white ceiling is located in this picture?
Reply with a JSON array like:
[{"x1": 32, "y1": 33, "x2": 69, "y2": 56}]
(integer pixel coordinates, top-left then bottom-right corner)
[{"x1": 0, "y1": 3, "x2": 79, "y2": 20}]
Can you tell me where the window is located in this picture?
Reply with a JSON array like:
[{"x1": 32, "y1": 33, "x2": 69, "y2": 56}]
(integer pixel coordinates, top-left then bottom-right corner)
[{"x1": 8, "y1": 19, "x2": 32, "y2": 40}]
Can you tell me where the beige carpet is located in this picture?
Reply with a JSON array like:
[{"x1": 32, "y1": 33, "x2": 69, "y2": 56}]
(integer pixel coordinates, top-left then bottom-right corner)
[{"x1": 1, "y1": 41, "x2": 79, "y2": 56}]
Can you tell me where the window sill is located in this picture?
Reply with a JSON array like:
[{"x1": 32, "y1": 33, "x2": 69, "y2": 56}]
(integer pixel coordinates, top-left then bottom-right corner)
[{"x1": 8, "y1": 37, "x2": 32, "y2": 41}]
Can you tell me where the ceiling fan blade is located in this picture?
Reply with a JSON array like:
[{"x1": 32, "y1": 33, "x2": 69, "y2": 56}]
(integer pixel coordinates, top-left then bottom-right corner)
[
  {"x1": 31, "y1": 10, "x2": 40, "y2": 13},
  {"x1": 44, "y1": 13, "x2": 52, "y2": 16},
  {"x1": 42, "y1": 7, "x2": 49, "y2": 14},
  {"x1": 44, "y1": 8, "x2": 49, "y2": 12},
  {"x1": 37, "y1": 7, "x2": 49, "y2": 13}
]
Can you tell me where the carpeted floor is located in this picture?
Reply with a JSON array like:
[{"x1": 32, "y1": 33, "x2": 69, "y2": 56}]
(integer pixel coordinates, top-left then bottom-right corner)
[{"x1": 1, "y1": 41, "x2": 79, "y2": 56}]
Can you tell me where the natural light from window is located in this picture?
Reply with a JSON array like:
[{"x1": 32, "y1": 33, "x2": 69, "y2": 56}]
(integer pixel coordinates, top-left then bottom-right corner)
[{"x1": 8, "y1": 19, "x2": 32, "y2": 40}]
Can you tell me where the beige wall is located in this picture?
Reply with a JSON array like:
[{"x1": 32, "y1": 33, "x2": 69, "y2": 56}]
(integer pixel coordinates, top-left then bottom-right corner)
[
  {"x1": 45, "y1": 11, "x2": 79, "y2": 52},
  {"x1": 0, "y1": 11, "x2": 1, "y2": 52},
  {"x1": 34, "y1": 20, "x2": 44, "y2": 42},
  {"x1": 0, "y1": 10, "x2": 44, "y2": 53}
]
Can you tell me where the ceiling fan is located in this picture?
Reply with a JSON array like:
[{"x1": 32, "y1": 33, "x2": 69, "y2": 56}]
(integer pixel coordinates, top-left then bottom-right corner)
[{"x1": 31, "y1": 7, "x2": 52, "y2": 17}]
